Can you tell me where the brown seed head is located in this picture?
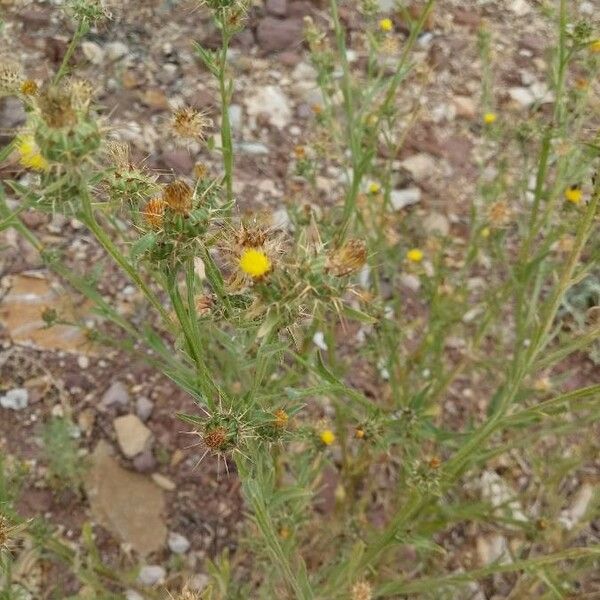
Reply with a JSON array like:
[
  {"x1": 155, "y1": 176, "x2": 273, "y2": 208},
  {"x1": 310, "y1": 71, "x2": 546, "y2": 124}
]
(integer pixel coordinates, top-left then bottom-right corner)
[
  {"x1": 143, "y1": 198, "x2": 166, "y2": 229},
  {"x1": 487, "y1": 200, "x2": 512, "y2": 227},
  {"x1": 203, "y1": 426, "x2": 228, "y2": 451},
  {"x1": 352, "y1": 581, "x2": 372, "y2": 600},
  {"x1": 163, "y1": 180, "x2": 193, "y2": 214},
  {"x1": 428, "y1": 456, "x2": 442, "y2": 469},
  {"x1": 193, "y1": 162, "x2": 209, "y2": 180},
  {"x1": 68, "y1": 78, "x2": 94, "y2": 112},
  {"x1": 234, "y1": 223, "x2": 269, "y2": 249},
  {"x1": 169, "y1": 583, "x2": 203, "y2": 600},
  {"x1": 326, "y1": 239, "x2": 368, "y2": 276},
  {"x1": 274, "y1": 409, "x2": 289, "y2": 429},
  {"x1": 171, "y1": 106, "x2": 211, "y2": 141}
]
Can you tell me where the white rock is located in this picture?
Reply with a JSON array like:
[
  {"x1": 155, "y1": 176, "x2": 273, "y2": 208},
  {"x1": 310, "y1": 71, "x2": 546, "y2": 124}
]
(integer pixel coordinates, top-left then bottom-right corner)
[
  {"x1": 480, "y1": 470, "x2": 528, "y2": 524},
  {"x1": 138, "y1": 565, "x2": 166, "y2": 586},
  {"x1": 125, "y1": 591, "x2": 144, "y2": 600},
  {"x1": 81, "y1": 41, "x2": 104, "y2": 65},
  {"x1": 390, "y1": 187, "x2": 421, "y2": 211},
  {"x1": 236, "y1": 141, "x2": 269, "y2": 155},
  {"x1": 0, "y1": 388, "x2": 29, "y2": 410},
  {"x1": 113, "y1": 414, "x2": 153, "y2": 458},
  {"x1": 271, "y1": 207, "x2": 291, "y2": 231},
  {"x1": 510, "y1": 0, "x2": 531, "y2": 15},
  {"x1": 453, "y1": 95, "x2": 476, "y2": 119},
  {"x1": 168, "y1": 531, "x2": 191, "y2": 554},
  {"x1": 399, "y1": 273, "x2": 421, "y2": 292},
  {"x1": 477, "y1": 533, "x2": 511, "y2": 566},
  {"x1": 559, "y1": 483, "x2": 595, "y2": 530},
  {"x1": 244, "y1": 85, "x2": 291, "y2": 129},
  {"x1": 106, "y1": 41, "x2": 130, "y2": 61},
  {"x1": 292, "y1": 61, "x2": 317, "y2": 81},
  {"x1": 401, "y1": 153, "x2": 436, "y2": 181},
  {"x1": 423, "y1": 212, "x2": 450, "y2": 236},
  {"x1": 101, "y1": 381, "x2": 130, "y2": 409}
]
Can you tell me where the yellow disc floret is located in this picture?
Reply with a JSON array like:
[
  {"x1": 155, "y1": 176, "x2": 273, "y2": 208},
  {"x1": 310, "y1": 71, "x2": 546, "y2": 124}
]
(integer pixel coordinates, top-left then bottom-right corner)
[
  {"x1": 320, "y1": 429, "x2": 336, "y2": 446},
  {"x1": 239, "y1": 248, "x2": 271, "y2": 278},
  {"x1": 406, "y1": 248, "x2": 424, "y2": 263},
  {"x1": 483, "y1": 112, "x2": 497, "y2": 125},
  {"x1": 564, "y1": 185, "x2": 582, "y2": 204},
  {"x1": 379, "y1": 18, "x2": 393, "y2": 32},
  {"x1": 16, "y1": 135, "x2": 49, "y2": 172}
]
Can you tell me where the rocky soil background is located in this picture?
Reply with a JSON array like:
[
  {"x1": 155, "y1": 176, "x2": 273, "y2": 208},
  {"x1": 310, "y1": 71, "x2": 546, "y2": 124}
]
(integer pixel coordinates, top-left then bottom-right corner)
[{"x1": 0, "y1": 0, "x2": 599, "y2": 597}]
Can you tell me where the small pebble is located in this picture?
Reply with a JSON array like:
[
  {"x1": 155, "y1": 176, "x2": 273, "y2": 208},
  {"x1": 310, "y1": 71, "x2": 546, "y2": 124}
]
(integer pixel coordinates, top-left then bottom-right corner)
[
  {"x1": 138, "y1": 565, "x2": 166, "y2": 586},
  {"x1": 0, "y1": 388, "x2": 29, "y2": 410},
  {"x1": 168, "y1": 531, "x2": 191, "y2": 554}
]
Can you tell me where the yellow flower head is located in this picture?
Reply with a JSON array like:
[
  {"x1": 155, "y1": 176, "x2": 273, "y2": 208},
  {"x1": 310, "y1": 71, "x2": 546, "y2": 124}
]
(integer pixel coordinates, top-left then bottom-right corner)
[
  {"x1": 379, "y1": 18, "x2": 393, "y2": 32},
  {"x1": 20, "y1": 79, "x2": 38, "y2": 96},
  {"x1": 483, "y1": 112, "x2": 497, "y2": 125},
  {"x1": 564, "y1": 185, "x2": 582, "y2": 205},
  {"x1": 239, "y1": 248, "x2": 271, "y2": 278},
  {"x1": 320, "y1": 429, "x2": 335, "y2": 446},
  {"x1": 368, "y1": 182, "x2": 381, "y2": 194},
  {"x1": 590, "y1": 40, "x2": 600, "y2": 53},
  {"x1": 16, "y1": 135, "x2": 49, "y2": 172},
  {"x1": 406, "y1": 248, "x2": 423, "y2": 263}
]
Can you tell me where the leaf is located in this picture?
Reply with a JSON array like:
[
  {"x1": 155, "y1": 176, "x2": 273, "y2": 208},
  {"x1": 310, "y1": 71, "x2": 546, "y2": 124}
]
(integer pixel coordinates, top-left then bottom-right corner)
[
  {"x1": 341, "y1": 304, "x2": 378, "y2": 324},
  {"x1": 130, "y1": 231, "x2": 157, "y2": 260}
]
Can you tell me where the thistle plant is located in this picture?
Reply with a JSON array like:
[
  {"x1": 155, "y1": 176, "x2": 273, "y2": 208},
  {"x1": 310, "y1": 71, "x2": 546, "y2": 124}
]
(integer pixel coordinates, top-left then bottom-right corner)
[{"x1": 1, "y1": 0, "x2": 600, "y2": 598}]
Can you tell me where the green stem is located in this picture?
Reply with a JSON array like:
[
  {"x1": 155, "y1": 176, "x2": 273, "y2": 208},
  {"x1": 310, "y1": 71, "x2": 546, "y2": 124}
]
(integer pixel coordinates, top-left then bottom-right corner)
[
  {"x1": 53, "y1": 19, "x2": 87, "y2": 84},
  {"x1": 218, "y1": 26, "x2": 234, "y2": 209}
]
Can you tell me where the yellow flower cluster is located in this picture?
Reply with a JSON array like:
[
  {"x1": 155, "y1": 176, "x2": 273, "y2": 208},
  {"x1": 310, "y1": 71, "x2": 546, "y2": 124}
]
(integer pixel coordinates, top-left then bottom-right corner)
[
  {"x1": 239, "y1": 248, "x2": 271, "y2": 278},
  {"x1": 16, "y1": 135, "x2": 49, "y2": 172}
]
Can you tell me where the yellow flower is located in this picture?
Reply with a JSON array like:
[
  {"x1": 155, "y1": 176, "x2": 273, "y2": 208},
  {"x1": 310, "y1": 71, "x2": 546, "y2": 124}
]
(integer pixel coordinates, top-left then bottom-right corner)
[
  {"x1": 379, "y1": 18, "x2": 393, "y2": 32},
  {"x1": 368, "y1": 182, "x2": 381, "y2": 194},
  {"x1": 406, "y1": 248, "x2": 423, "y2": 263},
  {"x1": 239, "y1": 248, "x2": 271, "y2": 278},
  {"x1": 480, "y1": 226, "x2": 490, "y2": 238},
  {"x1": 483, "y1": 112, "x2": 497, "y2": 125},
  {"x1": 16, "y1": 135, "x2": 49, "y2": 172},
  {"x1": 590, "y1": 40, "x2": 600, "y2": 53},
  {"x1": 564, "y1": 185, "x2": 582, "y2": 205},
  {"x1": 20, "y1": 79, "x2": 38, "y2": 96},
  {"x1": 320, "y1": 429, "x2": 335, "y2": 446}
]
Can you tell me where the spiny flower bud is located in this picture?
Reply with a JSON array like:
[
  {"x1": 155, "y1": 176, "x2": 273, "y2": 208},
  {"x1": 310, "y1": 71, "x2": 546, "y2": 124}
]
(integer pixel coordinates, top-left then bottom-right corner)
[
  {"x1": 274, "y1": 408, "x2": 289, "y2": 429},
  {"x1": 142, "y1": 198, "x2": 165, "y2": 229},
  {"x1": 171, "y1": 106, "x2": 211, "y2": 142},
  {"x1": 0, "y1": 60, "x2": 23, "y2": 95},
  {"x1": 326, "y1": 239, "x2": 367, "y2": 276},
  {"x1": 203, "y1": 426, "x2": 228, "y2": 451},
  {"x1": 163, "y1": 180, "x2": 193, "y2": 214},
  {"x1": 195, "y1": 294, "x2": 215, "y2": 316}
]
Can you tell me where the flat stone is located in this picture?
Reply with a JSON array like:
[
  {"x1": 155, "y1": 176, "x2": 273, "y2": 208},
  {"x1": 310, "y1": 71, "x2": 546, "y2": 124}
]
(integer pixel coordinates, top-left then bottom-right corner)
[
  {"x1": 85, "y1": 442, "x2": 166, "y2": 556},
  {"x1": 132, "y1": 448, "x2": 157, "y2": 473},
  {"x1": 151, "y1": 473, "x2": 176, "y2": 491},
  {"x1": 135, "y1": 396, "x2": 154, "y2": 422},
  {"x1": 101, "y1": 381, "x2": 130, "y2": 409},
  {"x1": 0, "y1": 388, "x2": 29, "y2": 410},
  {"x1": 244, "y1": 85, "x2": 292, "y2": 129},
  {"x1": 390, "y1": 187, "x2": 421, "y2": 210},
  {"x1": 138, "y1": 565, "x2": 166, "y2": 586},
  {"x1": 256, "y1": 17, "x2": 303, "y2": 54},
  {"x1": 423, "y1": 212, "x2": 450, "y2": 236},
  {"x1": 266, "y1": 0, "x2": 287, "y2": 16},
  {"x1": 0, "y1": 273, "x2": 92, "y2": 353},
  {"x1": 114, "y1": 414, "x2": 153, "y2": 458},
  {"x1": 400, "y1": 153, "x2": 436, "y2": 181},
  {"x1": 168, "y1": 531, "x2": 191, "y2": 554}
]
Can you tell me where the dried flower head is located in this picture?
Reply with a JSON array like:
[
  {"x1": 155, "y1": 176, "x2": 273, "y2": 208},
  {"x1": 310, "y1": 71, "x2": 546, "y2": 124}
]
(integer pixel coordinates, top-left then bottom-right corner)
[
  {"x1": 142, "y1": 198, "x2": 166, "y2": 229},
  {"x1": 196, "y1": 294, "x2": 215, "y2": 316},
  {"x1": 16, "y1": 135, "x2": 49, "y2": 172},
  {"x1": 169, "y1": 583, "x2": 203, "y2": 600},
  {"x1": 20, "y1": 79, "x2": 38, "y2": 96},
  {"x1": 274, "y1": 408, "x2": 289, "y2": 429},
  {"x1": 352, "y1": 581, "x2": 372, "y2": 600},
  {"x1": 105, "y1": 140, "x2": 131, "y2": 170},
  {"x1": 0, "y1": 59, "x2": 23, "y2": 95},
  {"x1": 487, "y1": 200, "x2": 512, "y2": 226},
  {"x1": 239, "y1": 248, "x2": 272, "y2": 278},
  {"x1": 194, "y1": 162, "x2": 209, "y2": 179},
  {"x1": 326, "y1": 239, "x2": 367, "y2": 277},
  {"x1": 171, "y1": 106, "x2": 212, "y2": 142},
  {"x1": 0, "y1": 514, "x2": 26, "y2": 551},
  {"x1": 203, "y1": 426, "x2": 228, "y2": 451},
  {"x1": 68, "y1": 78, "x2": 95, "y2": 111},
  {"x1": 163, "y1": 180, "x2": 193, "y2": 214},
  {"x1": 564, "y1": 185, "x2": 582, "y2": 204},
  {"x1": 37, "y1": 84, "x2": 77, "y2": 128}
]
